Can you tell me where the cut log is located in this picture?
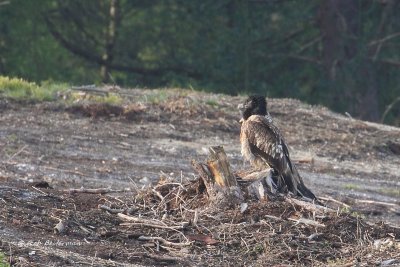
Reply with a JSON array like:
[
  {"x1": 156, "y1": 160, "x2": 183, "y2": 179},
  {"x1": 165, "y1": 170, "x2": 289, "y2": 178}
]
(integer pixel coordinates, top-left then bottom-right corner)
[
  {"x1": 207, "y1": 146, "x2": 237, "y2": 188},
  {"x1": 192, "y1": 146, "x2": 243, "y2": 208}
]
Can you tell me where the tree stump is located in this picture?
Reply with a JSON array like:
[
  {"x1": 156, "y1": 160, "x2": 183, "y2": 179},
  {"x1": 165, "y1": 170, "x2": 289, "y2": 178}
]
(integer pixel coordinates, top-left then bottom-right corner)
[
  {"x1": 191, "y1": 146, "x2": 243, "y2": 209},
  {"x1": 192, "y1": 146, "x2": 278, "y2": 209},
  {"x1": 192, "y1": 146, "x2": 329, "y2": 213}
]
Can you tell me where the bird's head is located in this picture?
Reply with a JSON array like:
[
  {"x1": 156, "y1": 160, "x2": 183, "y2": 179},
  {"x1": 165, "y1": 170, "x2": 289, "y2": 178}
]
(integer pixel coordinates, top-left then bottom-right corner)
[{"x1": 238, "y1": 95, "x2": 267, "y2": 121}]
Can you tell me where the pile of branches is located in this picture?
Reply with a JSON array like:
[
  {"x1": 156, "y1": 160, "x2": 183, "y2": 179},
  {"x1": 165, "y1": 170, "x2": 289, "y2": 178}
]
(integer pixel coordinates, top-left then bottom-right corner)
[{"x1": 97, "y1": 147, "x2": 400, "y2": 266}]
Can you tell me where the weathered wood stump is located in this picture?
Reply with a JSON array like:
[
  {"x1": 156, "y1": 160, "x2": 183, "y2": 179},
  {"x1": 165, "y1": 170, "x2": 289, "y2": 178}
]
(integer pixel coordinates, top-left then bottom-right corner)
[
  {"x1": 192, "y1": 146, "x2": 243, "y2": 209},
  {"x1": 192, "y1": 146, "x2": 276, "y2": 209},
  {"x1": 192, "y1": 145, "x2": 331, "y2": 213}
]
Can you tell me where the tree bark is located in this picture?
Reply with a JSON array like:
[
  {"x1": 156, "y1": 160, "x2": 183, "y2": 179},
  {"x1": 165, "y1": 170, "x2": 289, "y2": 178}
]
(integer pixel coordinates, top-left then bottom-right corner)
[
  {"x1": 100, "y1": 0, "x2": 120, "y2": 83},
  {"x1": 192, "y1": 146, "x2": 243, "y2": 209},
  {"x1": 318, "y1": 0, "x2": 380, "y2": 121}
]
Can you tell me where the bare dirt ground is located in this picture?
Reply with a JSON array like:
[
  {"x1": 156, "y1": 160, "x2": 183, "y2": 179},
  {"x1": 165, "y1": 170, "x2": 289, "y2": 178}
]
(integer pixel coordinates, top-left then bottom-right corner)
[{"x1": 0, "y1": 88, "x2": 399, "y2": 266}]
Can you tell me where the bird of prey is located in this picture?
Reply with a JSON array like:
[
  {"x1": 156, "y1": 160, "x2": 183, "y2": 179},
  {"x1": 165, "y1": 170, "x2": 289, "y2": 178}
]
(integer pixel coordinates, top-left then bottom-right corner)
[{"x1": 238, "y1": 95, "x2": 316, "y2": 200}]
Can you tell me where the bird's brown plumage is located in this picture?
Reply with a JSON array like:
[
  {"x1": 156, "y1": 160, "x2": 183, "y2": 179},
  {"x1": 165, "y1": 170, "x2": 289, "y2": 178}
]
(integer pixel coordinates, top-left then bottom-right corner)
[{"x1": 239, "y1": 96, "x2": 316, "y2": 200}]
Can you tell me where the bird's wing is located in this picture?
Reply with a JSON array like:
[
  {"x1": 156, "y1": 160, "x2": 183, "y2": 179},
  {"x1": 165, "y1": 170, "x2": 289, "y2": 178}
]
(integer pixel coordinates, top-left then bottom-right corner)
[
  {"x1": 241, "y1": 115, "x2": 316, "y2": 199},
  {"x1": 241, "y1": 115, "x2": 298, "y2": 192},
  {"x1": 242, "y1": 115, "x2": 289, "y2": 168}
]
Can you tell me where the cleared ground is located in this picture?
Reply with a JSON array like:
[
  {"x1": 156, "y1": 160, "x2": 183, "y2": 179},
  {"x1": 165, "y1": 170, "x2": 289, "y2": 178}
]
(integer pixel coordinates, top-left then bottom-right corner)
[{"x1": 0, "y1": 88, "x2": 399, "y2": 266}]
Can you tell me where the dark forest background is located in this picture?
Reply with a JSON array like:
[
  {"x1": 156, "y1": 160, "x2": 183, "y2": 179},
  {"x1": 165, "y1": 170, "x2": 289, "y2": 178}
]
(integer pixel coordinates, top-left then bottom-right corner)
[{"x1": 1, "y1": 0, "x2": 400, "y2": 125}]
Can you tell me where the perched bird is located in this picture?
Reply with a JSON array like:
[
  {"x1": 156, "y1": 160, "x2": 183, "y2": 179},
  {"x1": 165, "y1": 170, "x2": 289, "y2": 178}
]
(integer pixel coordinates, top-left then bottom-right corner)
[{"x1": 238, "y1": 95, "x2": 316, "y2": 200}]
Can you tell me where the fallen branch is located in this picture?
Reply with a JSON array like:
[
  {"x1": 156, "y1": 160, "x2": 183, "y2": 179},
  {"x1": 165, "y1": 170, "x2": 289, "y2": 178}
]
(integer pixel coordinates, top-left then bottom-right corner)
[
  {"x1": 120, "y1": 222, "x2": 187, "y2": 230},
  {"x1": 117, "y1": 213, "x2": 188, "y2": 230},
  {"x1": 117, "y1": 213, "x2": 165, "y2": 225},
  {"x1": 7, "y1": 145, "x2": 28, "y2": 163},
  {"x1": 99, "y1": 205, "x2": 125, "y2": 214},
  {"x1": 285, "y1": 197, "x2": 335, "y2": 213},
  {"x1": 288, "y1": 217, "x2": 325, "y2": 228},
  {"x1": 63, "y1": 188, "x2": 128, "y2": 194},
  {"x1": 355, "y1": 199, "x2": 398, "y2": 207},
  {"x1": 138, "y1": 236, "x2": 191, "y2": 247},
  {"x1": 152, "y1": 188, "x2": 167, "y2": 211},
  {"x1": 319, "y1": 196, "x2": 351, "y2": 208},
  {"x1": 71, "y1": 85, "x2": 109, "y2": 95}
]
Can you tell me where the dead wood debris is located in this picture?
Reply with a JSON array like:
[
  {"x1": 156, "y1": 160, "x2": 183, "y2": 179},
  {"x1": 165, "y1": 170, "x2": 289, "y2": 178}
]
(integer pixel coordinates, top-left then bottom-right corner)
[
  {"x1": 98, "y1": 176, "x2": 400, "y2": 266},
  {"x1": 91, "y1": 149, "x2": 400, "y2": 266},
  {"x1": 1, "y1": 157, "x2": 399, "y2": 266},
  {"x1": 63, "y1": 187, "x2": 129, "y2": 194},
  {"x1": 137, "y1": 235, "x2": 192, "y2": 247}
]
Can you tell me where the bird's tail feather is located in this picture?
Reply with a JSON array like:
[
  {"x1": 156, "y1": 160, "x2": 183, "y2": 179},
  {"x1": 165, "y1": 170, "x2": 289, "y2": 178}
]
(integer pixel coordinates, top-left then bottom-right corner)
[
  {"x1": 282, "y1": 165, "x2": 316, "y2": 200},
  {"x1": 296, "y1": 182, "x2": 316, "y2": 200}
]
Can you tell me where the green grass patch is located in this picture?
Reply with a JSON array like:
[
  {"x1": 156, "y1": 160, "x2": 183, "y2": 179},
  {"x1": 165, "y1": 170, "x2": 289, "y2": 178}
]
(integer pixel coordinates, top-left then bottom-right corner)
[
  {"x1": 141, "y1": 89, "x2": 170, "y2": 104},
  {"x1": 91, "y1": 93, "x2": 123, "y2": 105},
  {"x1": 0, "y1": 76, "x2": 68, "y2": 102},
  {"x1": 0, "y1": 251, "x2": 9, "y2": 267},
  {"x1": 205, "y1": 99, "x2": 219, "y2": 107},
  {"x1": 379, "y1": 188, "x2": 400, "y2": 198},
  {"x1": 342, "y1": 183, "x2": 359, "y2": 190}
]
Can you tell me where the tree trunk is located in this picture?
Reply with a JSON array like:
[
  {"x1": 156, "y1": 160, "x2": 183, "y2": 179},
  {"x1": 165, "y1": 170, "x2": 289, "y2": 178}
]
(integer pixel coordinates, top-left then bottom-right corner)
[
  {"x1": 318, "y1": 0, "x2": 380, "y2": 122},
  {"x1": 100, "y1": 0, "x2": 120, "y2": 83}
]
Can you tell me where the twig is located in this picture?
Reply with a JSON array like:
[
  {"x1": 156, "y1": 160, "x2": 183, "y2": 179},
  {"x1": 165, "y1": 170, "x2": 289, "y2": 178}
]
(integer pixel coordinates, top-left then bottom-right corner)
[
  {"x1": 285, "y1": 197, "x2": 335, "y2": 213},
  {"x1": 376, "y1": 58, "x2": 400, "y2": 68},
  {"x1": 355, "y1": 199, "x2": 398, "y2": 207},
  {"x1": 31, "y1": 186, "x2": 48, "y2": 196},
  {"x1": 99, "y1": 205, "x2": 125, "y2": 214},
  {"x1": 368, "y1": 32, "x2": 400, "y2": 46},
  {"x1": 138, "y1": 236, "x2": 191, "y2": 247},
  {"x1": 117, "y1": 213, "x2": 189, "y2": 230},
  {"x1": 71, "y1": 85, "x2": 109, "y2": 95},
  {"x1": 381, "y1": 96, "x2": 400, "y2": 124},
  {"x1": 193, "y1": 209, "x2": 199, "y2": 227},
  {"x1": 288, "y1": 217, "x2": 325, "y2": 228},
  {"x1": 7, "y1": 145, "x2": 28, "y2": 163},
  {"x1": 319, "y1": 196, "x2": 351, "y2": 208},
  {"x1": 152, "y1": 189, "x2": 167, "y2": 211},
  {"x1": 120, "y1": 222, "x2": 187, "y2": 230},
  {"x1": 241, "y1": 237, "x2": 250, "y2": 253},
  {"x1": 63, "y1": 188, "x2": 127, "y2": 194},
  {"x1": 297, "y1": 35, "x2": 322, "y2": 54}
]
